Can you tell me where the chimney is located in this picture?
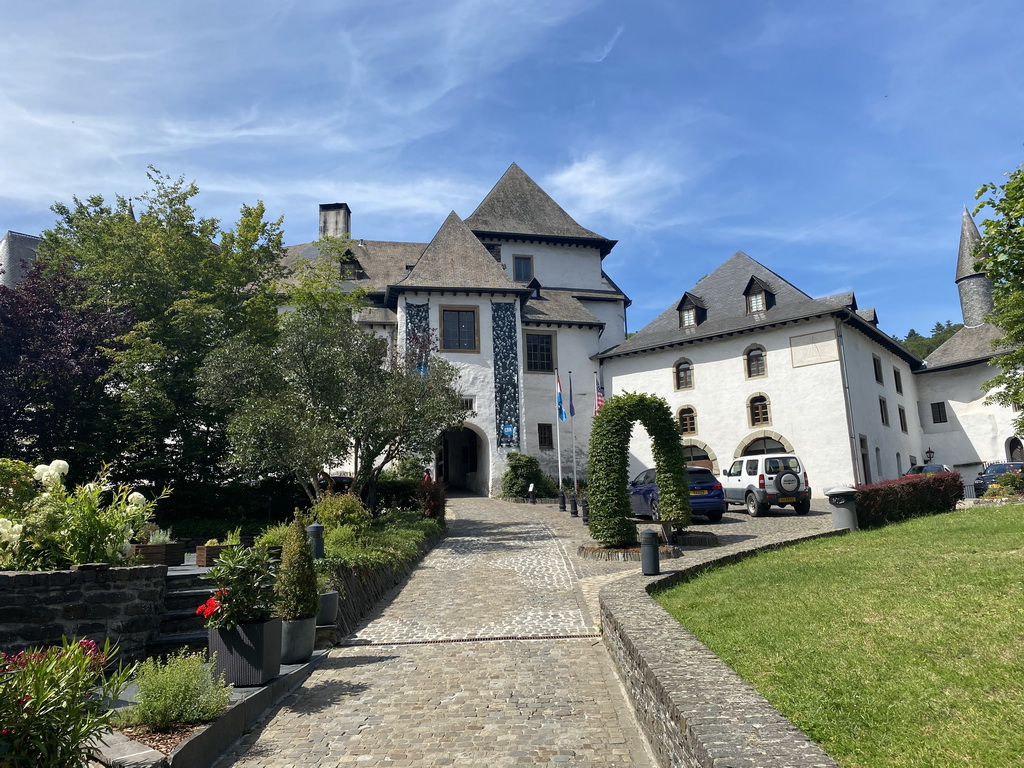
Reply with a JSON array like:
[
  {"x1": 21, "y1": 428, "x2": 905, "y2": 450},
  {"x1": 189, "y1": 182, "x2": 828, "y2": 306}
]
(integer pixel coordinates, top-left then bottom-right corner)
[{"x1": 319, "y1": 203, "x2": 351, "y2": 239}]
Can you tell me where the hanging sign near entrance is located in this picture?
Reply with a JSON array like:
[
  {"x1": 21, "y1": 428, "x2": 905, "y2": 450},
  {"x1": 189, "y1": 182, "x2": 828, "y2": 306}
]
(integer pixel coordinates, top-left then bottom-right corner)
[{"x1": 501, "y1": 424, "x2": 515, "y2": 437}]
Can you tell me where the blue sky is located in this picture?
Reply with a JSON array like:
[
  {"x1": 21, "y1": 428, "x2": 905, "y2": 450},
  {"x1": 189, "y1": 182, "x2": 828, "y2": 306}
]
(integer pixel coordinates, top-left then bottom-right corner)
[{"x1": 2, "y1": 0, "x2": 1022, "y2": 338}]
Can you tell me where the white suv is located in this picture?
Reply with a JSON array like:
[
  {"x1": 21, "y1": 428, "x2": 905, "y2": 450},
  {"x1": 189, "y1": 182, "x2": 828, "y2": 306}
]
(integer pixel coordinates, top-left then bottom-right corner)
[{"x1": 722, "y1": 453, "x2": 811, "y2": 516}]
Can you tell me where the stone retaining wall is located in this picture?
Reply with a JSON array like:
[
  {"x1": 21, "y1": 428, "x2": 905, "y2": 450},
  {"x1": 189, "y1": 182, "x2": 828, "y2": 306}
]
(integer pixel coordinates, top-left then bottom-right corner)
[
  {"x1": 0, "y1": 564, "x2": 167, "y2": 661},
  {"x1": 599, "y1": 533, "x2": 844, "y2": 768}
]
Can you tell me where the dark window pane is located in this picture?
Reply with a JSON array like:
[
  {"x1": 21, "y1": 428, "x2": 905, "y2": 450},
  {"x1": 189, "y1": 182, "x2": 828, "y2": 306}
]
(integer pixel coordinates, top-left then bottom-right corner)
[{"x1": 526, "y1": 333, "x2": 554, "y2": 372}]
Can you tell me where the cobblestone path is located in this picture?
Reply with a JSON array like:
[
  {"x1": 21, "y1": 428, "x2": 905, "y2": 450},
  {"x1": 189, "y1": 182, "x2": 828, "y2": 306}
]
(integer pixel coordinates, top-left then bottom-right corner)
[{"x1": 215, "y1": 495, "x2": 658, "y2": 767}]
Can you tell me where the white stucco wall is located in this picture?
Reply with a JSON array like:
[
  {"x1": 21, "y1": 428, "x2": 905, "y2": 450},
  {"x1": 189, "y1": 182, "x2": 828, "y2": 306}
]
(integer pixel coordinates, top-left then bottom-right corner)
[
  {"x1": 837, "y1": 323, "x2": 923, "y2": 482},
  {"x1": 496, "y1": 242, "x2": 606, "y2": 291},
  {"x1": 915, "y1": 361, "x2": 1021, "y2": 484},
  {"x1": 605, "y1": 318, "x2": 869, "y2": 497},
  {"x1": 581, "y1": 298, "x2": 627, "y2": 351}
]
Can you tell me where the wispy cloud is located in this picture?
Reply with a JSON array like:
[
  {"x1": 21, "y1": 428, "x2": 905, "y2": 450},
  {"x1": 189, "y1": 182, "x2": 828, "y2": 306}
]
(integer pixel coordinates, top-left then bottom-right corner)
[{"x1": 578, "y1": 25, "x2": 624, "y2": 63}]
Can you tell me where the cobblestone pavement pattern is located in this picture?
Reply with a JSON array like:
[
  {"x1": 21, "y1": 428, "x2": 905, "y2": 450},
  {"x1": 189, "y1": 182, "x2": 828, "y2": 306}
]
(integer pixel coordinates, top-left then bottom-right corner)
[{"x1": 215, "y1": 495, "x2": 833, "y2": 767}]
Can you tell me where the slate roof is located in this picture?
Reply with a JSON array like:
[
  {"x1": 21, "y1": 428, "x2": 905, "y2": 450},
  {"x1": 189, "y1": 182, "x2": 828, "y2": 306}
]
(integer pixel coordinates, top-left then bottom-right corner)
[
  {"x1": 522, "y1": 288, "x2": 604, "y2": 326},
  {"x1": 282, "y1": 240, "x2": 427, "y2": 293},
  {"x1": 465, "y1": 163, "x2": 617, "y2": 255},
  {"x1": 922, "y1": 323, "x2": 1010, "y2": 371},
  {"x1": 956, "y1": 207, "x2": 985, "y2": 282},
  {"x1": 598, "y1": 251, "x2": 918, "y2": 364},
  {"x1": 393, "y1": 211, "x2": 527, "y2": 294}
]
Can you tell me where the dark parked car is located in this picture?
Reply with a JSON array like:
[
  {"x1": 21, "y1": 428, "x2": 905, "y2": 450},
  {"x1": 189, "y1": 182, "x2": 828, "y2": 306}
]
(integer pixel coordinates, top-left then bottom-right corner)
[
  {"x1": 628, "y1": 466, "x2": 726, "y2": 523},
  {"x1": 973, "y1": 462, "x2": 1024, "y2": 497},
  {"x1": 904, "y1": 464, "x2": 952, "y2": 476}
]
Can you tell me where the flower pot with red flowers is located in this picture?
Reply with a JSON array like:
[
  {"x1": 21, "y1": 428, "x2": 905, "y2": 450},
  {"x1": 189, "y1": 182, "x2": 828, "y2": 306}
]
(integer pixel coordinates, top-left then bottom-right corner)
[{"x1": 199, "y1": 546, "x2": 281, "y2": 686}]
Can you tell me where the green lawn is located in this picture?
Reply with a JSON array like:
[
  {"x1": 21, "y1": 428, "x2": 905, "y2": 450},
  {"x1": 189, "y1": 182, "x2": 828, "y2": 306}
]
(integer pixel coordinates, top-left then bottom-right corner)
[{"x1": 654, "y1": 505, "x2": 1024, "y2": 768}]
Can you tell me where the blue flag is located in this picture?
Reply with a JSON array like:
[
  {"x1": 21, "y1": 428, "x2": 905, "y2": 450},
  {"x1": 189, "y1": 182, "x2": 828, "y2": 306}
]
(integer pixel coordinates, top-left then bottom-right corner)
[{"x1": 556, "y1": 374, "x2": 567, "y2": 422}]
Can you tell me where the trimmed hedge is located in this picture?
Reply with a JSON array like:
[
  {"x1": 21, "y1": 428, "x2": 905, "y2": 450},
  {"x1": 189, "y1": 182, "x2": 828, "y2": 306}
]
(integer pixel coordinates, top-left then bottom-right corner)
[
  {"x1": 587, "y1": 392, "x2": 691, "y2": 548},
  {"x1": 500, "y1": 453, "x2": 559, "y2": 499},
  {"x1": 854, "y1": 472, "x2": 964, "y2": 529}
]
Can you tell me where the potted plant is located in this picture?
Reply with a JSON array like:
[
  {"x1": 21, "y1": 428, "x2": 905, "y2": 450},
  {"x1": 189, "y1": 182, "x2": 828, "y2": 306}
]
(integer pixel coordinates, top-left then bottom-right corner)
[
  {"x1": 132, "y1": 524, "x2": 185, "y2": 566},
  {"x1": 275, "y1": 519, "x2": 320, "y2": 664},
  {"x1": 198, "y1": 546, "x2": 281, "y2": 686},
  {"x1": 316, "y1": 557, "x2": 341, "y2": 627},
  {"x1": 196, "y1": 526, "x2": 242, "y2": 567}
]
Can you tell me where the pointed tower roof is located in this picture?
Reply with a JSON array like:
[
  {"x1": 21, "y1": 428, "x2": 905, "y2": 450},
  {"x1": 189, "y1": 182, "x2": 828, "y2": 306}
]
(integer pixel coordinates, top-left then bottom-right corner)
[
  {"x1": 465, "y1": 163, "x2": 617, "y2": 255},
  {"x1": 956, "y1": 206, "x2": 985, "y2": 281},
  {"x1": 392, "y1": 211, "x2": 525, "y2": 294}
]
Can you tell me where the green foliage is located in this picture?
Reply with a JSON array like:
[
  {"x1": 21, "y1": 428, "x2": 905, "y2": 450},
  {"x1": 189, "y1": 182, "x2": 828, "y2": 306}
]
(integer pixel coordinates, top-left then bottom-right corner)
[
  {"x1": 383, "y1": 454, "x2": 432, "y2": 482},
  {"x1": 117, "y1": 649, "x2": 230, "y2": 731},
  {"x1": 0, "y1": 462, "x2": 167, "y2": 570},
  {"x1": 275, "y1": 520, "x2": 320, "y2": 621},
  {"x1": 500, "y1": 453, "x2": 559, "y2": 498},
  {"x1": 322, "y1": 509, "x2": 443, "y2": 571},
  {"x1": 223, "y1": 526, "x2": 242, "y2": 546},
  {"x1": 983, "y1": 471, "x2": 1024, "y2": 498},
  {"x1": 417, "y1": 479, "x2": 446, "y2": 520},
  {"x1": 587, "y1": 392, "x2": 691, "y2": 547},
  {"x1": 147, "y1": 527, "x2": 174, "y2": 545},
  {"x1": 898, "y1": 321, "x2": 964, "y2": 359},
  {"x1": 254, "y1": 522, "x2": 291, "y2": 551},
  {"x1": 200, "y1": 546, "x2": 278, "y2": 630},
  {"x1": 0, "y1": 459, "x2": 34, "y2": 519},
  {"x1": 372, "y1": 478, "x2": 421, "y2": 512},
  {"x1": 853, "y1": 473, "x2": 964, "y2": 528},
  {"x1": 0, "y1": 638, "x2": 134, "y2": 768},
  {"x1": 974, "y1": 164, "x2": 1024, "y2": 428},
  {"x1": 311, "y1": 492, "x2": 371, "y2": 533}
]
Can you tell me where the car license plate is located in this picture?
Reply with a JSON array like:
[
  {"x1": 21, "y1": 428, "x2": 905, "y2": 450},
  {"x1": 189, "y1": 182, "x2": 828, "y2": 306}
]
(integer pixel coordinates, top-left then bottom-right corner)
[
  {"x1": 690, "y1": 490, "x2": 708, "y2": 495},
  {"x1": 780, "y1": 496, "x2": 796, "y2": 502}
]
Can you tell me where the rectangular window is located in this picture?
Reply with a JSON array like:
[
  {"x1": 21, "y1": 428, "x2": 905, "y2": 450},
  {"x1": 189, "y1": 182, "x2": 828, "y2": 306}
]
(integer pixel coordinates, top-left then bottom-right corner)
[
  {"x1": 680, "y1": 307, "x2": 696, "y2": 327},
  {"x1": 441, "y1": 307, "x2": 478, "y2": 352},
  {"x1": 461, "y1": 397, "x2": 475, "y2": 413},
  {"x1": 513, "y1": 254, "x2": 533, "y2": 282},
  {"x1": 931, "y1": 401, "x2": 948, "y2": 424},
  {"x1": 525, "y1": 332, "x2": 555, "y2": 372},
  {"x1": 898, "y1": 405, "x2": 908, "y2": 433},
  {"x1": 538, "y1": 423, "x2": 553, "y2": 450},
  {"x1": 873, "y1": 355, "x2": 883, "y2": 384},
  {"x1": 747, "y1": 291, "x2": 765, "y2": 313},
  {"x1": 879, "y1": 397, "x2": 889, "y2": 427},
  {"x1": 893, "y1": 368, "x2": 903, "y2": 394}
]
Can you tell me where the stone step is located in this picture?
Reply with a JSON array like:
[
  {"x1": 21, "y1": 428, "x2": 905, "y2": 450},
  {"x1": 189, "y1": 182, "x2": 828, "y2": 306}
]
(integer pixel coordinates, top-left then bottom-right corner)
[
  {"x1": 165, "y1": 586, "x2": 217, "y2": 612},
  {"x1": 147, "y1": 630, "x2": 208, "y2": 657},
  {"x1": 160, "y1": 607, "x2": 209, "y2": 636}
]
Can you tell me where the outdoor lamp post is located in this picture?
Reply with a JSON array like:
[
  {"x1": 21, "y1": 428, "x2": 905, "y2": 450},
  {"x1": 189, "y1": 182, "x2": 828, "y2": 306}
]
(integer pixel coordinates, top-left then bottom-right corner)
[{"x1": 925, "y1": 447, "x2": 935, "y2": 463}]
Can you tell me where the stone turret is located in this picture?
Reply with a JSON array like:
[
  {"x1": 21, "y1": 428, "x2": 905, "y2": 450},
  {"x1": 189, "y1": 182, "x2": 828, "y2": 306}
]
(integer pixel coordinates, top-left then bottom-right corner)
[{"x1": 955, "y1": 207, "x2": 993, "y2": 328}]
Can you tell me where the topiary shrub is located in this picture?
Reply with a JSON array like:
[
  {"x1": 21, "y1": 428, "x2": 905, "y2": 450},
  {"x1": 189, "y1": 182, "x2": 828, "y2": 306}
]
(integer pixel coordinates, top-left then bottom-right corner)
[
  {"x1": 587, "y1": 392, "x2": 691, "y2": 548},
  {"x1": 854, "y1": 472, "x2": 964, "y2": 529},
  {"x1": 374, "y1": 478, "x2": 420, "y2": 512},
  {"x1": 311, "y1": 492, "x2": 371, "y2": 533},
  {"x1": 500, "y1": 453, "x2": 559, "y2": 498},
  {"x1": 275, "y1": 519, "x2": 320, "y2": 621}
]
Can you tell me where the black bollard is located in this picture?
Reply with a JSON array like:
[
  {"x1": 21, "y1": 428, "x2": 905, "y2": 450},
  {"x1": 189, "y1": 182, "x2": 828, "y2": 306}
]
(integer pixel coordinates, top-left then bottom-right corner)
[
  {"x1": 558, "y1": 490, "x2": 566, "y2": 511},
  {"x1": 581, "y1": 496, "x2": 589, "y2": 524},
  {"x1": 640, "y1": 529, "x2": 660, "y2": 576},
  {"x1": 570, "y1": 492, "x2": 578, "y2": 517},
  {"x1": 306, "y1": 521, "x2": 325, "y2": 559}
]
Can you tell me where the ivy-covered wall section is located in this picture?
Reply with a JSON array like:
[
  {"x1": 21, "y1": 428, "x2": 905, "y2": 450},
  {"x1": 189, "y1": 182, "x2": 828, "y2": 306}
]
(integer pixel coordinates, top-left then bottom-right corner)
[
  {"x1": 492, "y1": 302, "x2": 521, "y2": 448},
  {"x1": 587, "y1": 392, "x2": 691, "y2": 547}
]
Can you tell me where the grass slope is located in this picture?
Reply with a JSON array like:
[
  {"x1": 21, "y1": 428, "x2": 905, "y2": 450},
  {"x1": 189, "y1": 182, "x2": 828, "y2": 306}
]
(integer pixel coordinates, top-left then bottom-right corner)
[{"x1": 654, "y1": 505, "x2": 1024, "y2": 768}]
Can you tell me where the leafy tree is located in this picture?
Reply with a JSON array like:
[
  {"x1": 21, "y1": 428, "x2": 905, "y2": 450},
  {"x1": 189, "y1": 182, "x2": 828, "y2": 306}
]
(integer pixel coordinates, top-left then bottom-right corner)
[
  {"x1": 974, "y1": 163, "x2": 1024, "y2": 428},
  {"x1": 0, "y1": 259, "x2": 125, "y2": 479},
  {"x1": 35, "y1": 169, "x2": 285, "y2": 488},
  {"x1": 200, "y1": 251, "x2": 470, "y2": 507},
  {"x1": 898, "y1": 321, "x2": 963, "y2": 359}
]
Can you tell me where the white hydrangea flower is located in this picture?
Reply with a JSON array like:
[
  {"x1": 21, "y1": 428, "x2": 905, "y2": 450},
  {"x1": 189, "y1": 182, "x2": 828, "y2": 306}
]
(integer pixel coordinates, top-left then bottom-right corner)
[
  {"x1": 0, "y1": 518, "x2": 24, "y2": 546},
  {"x1": 49, "y1": 459, "x2": 69, "y2": 476},
  {"x1": 33, "y1": 464, "x2": 50, "y2": 481},
  {"x1": 120, "y1": 540, "x2": 132, "y2": 557},
  {"x1": 127, "y1": 492, "x2": 146, "y2": 508}
]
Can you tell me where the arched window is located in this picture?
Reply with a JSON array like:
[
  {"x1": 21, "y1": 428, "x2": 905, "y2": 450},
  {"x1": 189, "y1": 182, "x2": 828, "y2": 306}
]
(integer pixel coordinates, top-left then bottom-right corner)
[
  {"x1": 742, "y1": 437, "x2": 785, "y2": 455},
  {"x1": 749, "y1": 395, "x2": 771, "y2": 426},
  {"x1": 678, "y1": 406, "x2": 697, "y2": 435},
  {"x1": 746, "y1": 346, "x2": 766, "y2": 378},
  {"x1": 675, "y1": 360, "x2": 693, "y2": 389},
  {"x1": 681, "y1": 444, "x2": 710, "y2": 463}
]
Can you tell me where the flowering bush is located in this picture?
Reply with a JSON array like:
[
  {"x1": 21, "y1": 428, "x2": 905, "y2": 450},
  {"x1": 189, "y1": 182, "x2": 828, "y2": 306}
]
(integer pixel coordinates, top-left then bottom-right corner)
[
  {"x1": 0, "y1": 460, "x2": 169, "y2": 571},
  {"x1": 0, "y1": 637, "x2": 134, "y2": 767},
  {"x1": 199, "y1": 546, "x2": 278, "y2": 630}
]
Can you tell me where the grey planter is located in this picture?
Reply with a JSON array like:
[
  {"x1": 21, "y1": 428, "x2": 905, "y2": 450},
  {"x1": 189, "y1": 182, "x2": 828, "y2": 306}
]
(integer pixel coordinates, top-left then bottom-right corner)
[
  {"x1": 317, "y1": 590, "x2": 339, "y2": 626},
  {"x1": 208, "y1": 618, "x2": 282, "y2": 686},
  {"x1": 281, "y1": 617, "x2": 316, "y2": 664}
]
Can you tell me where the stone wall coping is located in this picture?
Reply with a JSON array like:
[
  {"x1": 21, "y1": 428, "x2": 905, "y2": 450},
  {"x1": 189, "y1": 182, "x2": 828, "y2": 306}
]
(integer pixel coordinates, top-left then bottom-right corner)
[{"x1": 600, "y1": 530, "x2": 845, "y2": 768}]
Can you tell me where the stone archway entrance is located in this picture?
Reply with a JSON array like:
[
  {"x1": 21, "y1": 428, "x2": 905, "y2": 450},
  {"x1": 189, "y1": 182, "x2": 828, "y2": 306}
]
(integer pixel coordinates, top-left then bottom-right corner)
[
  {"x1": 439, "y1": 425, "x2": 489, "y2": 495},
  {"x1": 1008, "y1": 437, "x2": 1024, "y2": 462}
]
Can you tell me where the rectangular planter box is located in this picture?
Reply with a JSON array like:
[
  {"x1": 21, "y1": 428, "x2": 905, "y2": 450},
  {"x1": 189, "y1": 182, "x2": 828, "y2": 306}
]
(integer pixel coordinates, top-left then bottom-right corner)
[
  {"x1": 196, "y1": 544, "x2": 233, "y2": 567},
  {"x1": 208, "y1": 618, "x2": 282, "y2": 687},
  {"x1": 132, "y1": 542, "x2": 186, "y2": 566}
]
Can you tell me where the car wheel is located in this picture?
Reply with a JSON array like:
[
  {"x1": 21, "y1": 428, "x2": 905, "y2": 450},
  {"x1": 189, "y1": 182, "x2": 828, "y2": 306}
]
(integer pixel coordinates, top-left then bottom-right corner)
[
  {"x1": 650, "y1": 498, "x2": 660, "y2": 521},
  {"x1": 746, "y1": 493, "x2": 765, "y2": 517},
  {"x1": 794, "y1": 499, "x2": 811, "y2": 515},
  {"x1": 705, "y1": 510, "x2": 723, "y2": 523}
]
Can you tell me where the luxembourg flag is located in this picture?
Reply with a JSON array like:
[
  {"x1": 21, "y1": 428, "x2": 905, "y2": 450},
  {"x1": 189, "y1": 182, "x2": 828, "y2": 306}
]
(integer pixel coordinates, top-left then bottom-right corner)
[{"x1": 556, "y1": 373, "x2": 567, "y2": 422}]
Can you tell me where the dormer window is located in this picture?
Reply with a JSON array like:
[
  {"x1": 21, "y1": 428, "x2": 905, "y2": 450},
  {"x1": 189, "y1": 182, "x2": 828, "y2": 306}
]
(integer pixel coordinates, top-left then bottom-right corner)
[
  {"x1": 676, "y1": 292, "x2": 706, "y2": 329},
  {"x1": 743, "y1": 277, "x2": 775, "y2": 314}
]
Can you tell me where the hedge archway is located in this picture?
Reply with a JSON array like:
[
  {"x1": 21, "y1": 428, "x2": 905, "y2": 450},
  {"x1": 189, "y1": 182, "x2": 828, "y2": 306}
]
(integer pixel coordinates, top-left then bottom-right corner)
[{"x1": 586, "y1": 392, "x2": 692, "y2": 547}]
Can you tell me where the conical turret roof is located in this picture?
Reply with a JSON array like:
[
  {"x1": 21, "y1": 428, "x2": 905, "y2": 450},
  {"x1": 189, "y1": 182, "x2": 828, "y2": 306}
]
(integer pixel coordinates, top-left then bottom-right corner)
[{"x1": 956, "y1": 206, "x2": 985, "y2": 281}]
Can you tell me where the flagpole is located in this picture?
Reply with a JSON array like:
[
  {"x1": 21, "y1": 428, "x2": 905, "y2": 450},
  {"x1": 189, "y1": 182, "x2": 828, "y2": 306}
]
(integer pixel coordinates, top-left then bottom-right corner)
[
  {"x1": 569, "y1": 371, "x2": 578, "y2": 516},
  {"x1": 555, "y1": 368, "x2": 565, "y2": 510}
]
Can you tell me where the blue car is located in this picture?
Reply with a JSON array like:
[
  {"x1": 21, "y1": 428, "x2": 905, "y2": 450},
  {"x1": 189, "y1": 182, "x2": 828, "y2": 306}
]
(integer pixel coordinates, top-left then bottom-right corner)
[{"x1": 628, "y1": 466, "x2": 727, "y2": 523}]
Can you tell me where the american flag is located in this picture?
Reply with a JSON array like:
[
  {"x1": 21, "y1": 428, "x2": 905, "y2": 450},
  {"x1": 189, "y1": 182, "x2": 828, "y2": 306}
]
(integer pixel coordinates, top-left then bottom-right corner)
[{"x1": 594, "y1": 373, "x2": 605, "y2": 415}]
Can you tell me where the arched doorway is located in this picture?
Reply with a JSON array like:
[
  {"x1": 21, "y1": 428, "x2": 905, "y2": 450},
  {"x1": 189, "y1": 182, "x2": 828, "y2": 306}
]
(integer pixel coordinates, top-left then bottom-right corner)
[
  {"x1": 1008, "y1": 437, "x2": 1024, "y2": 462},
  {"x1": 681, "y1": 439, "x2": 719, "y2": 473},
  {"x1": 742, "y1": 437, "x2": 785, "y2": 455},
  {"x1": 439, "y1": 425, "x2": 489, "y2": 495}
]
